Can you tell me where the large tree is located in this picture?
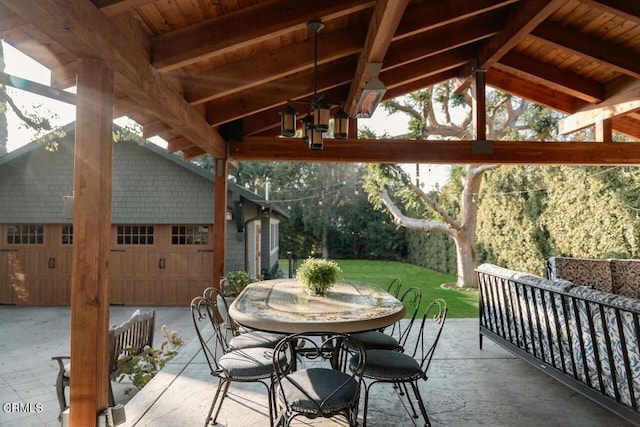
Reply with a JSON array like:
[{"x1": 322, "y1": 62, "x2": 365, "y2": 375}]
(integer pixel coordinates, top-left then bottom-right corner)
[{"x1": 365, "y1": 84, "x2": 559, "y2": 288}]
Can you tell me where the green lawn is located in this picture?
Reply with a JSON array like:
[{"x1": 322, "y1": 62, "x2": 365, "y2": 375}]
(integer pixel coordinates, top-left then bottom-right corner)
[{"x1": 280, "y1": 259, "x2": 478, "y2": 318}]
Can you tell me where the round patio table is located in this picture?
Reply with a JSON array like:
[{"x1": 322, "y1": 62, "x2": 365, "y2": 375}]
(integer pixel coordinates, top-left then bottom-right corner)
[{"x1": 228, "y1": 278, "x2": 406, "y2": 334}]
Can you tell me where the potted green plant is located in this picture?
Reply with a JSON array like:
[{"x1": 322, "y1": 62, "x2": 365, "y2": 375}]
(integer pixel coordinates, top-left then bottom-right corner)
[
  {"x1": 296, "y1": 258, "x2": 342, "y2": 295},
  {"x1": 218, "y1": 271, "x2": 257, "y2": 322},
  {"x1": 220, "y1": 270, "x2": 257, "y2": 297}
]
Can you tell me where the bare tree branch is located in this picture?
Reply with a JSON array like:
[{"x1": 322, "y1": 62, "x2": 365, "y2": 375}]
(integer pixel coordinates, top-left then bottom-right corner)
[
  {"x1": 0, "y1": 87, "x2": 51, "y2": 131},
  {"x1": 381, "y1": 188, "x2": 456, "y2": 237},
  {"x1": 390, "y1": 164, "x2": 463, "y2": 231}
]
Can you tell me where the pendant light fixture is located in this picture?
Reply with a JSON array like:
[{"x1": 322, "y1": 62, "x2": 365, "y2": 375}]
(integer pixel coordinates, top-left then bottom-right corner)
[{"x1": 279, "y1": 20, "x2": 349, "y2": 149}]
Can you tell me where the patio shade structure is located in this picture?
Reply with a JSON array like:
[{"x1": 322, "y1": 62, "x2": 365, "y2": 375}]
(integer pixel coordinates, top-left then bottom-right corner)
[{"x1": 0, "y1": 1, "x2": 639, "y2": 425}]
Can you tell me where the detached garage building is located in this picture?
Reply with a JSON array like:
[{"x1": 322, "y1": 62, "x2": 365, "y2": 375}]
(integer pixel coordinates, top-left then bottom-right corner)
[{"x1": 0, "y1": 125, "x2": 287, "y2": 305}]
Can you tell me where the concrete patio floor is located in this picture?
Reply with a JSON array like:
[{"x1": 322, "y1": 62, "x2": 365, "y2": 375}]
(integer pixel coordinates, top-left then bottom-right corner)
[
  {"x1": 123, "y1": 318, "x2": 634, "y2": 427},
  {"x1": 0, "y1": 307, "x2": 634, "y2": 427}
]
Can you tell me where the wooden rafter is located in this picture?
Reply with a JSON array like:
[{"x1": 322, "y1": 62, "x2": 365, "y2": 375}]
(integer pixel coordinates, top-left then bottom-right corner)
[
  {"x1": 344, "y1": 0, "x2": 410, "y2": 115},
  {"x1": 2, "y1": 0, "x2": 226, "y2": 158},
  {"x1": 229, "y1": 137, "x2": 640, "y2": 164},
  {"x1": 151, "y1": 0, "x2": 374, "y2": 72}
]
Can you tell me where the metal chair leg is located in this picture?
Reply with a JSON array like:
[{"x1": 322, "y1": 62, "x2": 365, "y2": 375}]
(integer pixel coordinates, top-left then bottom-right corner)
[{"x1": 410, "y1": 381, "x2": 431, "y2": 427}]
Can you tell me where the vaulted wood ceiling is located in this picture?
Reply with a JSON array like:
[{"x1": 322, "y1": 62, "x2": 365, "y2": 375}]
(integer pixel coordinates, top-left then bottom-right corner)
[{"x1": 0, "y1": 0, "x2": 639, "y2": 164}]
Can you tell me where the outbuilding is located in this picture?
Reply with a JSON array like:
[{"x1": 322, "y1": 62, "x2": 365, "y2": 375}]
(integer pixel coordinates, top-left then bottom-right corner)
[{"x1": 0, "y1": 124, "x2": 287, "y2": 305}]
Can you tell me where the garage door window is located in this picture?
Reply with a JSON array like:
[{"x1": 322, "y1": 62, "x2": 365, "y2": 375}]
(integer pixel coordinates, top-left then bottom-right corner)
[
  {"x1": 117, "y1": 225, "x2": 154, "y2": 245},
  {"x1": 6, "y1": 224, "x2": 44, "y2": 245},
  {"x1": 62, "y1": 225, "x2": 73, "y2": 245},
  {"x1": 172, "y1": 225, "x2": 209, "y2": 245}
]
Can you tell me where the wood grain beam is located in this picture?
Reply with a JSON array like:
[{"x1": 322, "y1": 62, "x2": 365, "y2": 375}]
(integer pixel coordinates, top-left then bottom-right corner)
[
  {"x1": 3, "y1": 0, "x2": 226, "y2": 158},
  {"x1": 384, "y1": 12, "x2": 503, "y2": 71},
  {"x1": 206, "y1": 57, "x2": 356, "y2": 127},
  {"x1": 344, "y1": 0, "x2": 410, "y2": 115},
  {"x1": 70, "y1": 57, "x2": 113, "y2": 427},
  {"x1": 486, "y1": 68, "x2": 586, "y2": 113},
  {"x1": 583, "y1": 0, "x2": 640, "y2": 24},
  {"x1": 151, "y1": 0, "x2": 374, "y2": 72},
  {"x1": 558, "y1": 79, "x2": 640, "y2": 134},
  {"x1": 229, "y1": 137, "x2": 640, "y2": 165},
  {"x1": 495, "y1": 52, "x2": 604, "y2": 103},
  {"x1": 531, "y1": 21, "x2": 640, "y2": 78},
  {"x1": 455, "y1": 0, "x2": 565, "y2": 92},
  {"x1": 396, "y1": 0, "x2": 518, "y2": 40},
  {"x1": 0, "y1": 71, "x2": 76, "y2": 104},
  {"x1": 183, "y1": 26, "x2": 364, "y2": 105}
]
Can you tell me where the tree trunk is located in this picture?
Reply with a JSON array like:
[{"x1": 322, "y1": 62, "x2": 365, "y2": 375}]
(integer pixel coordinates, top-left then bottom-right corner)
[{"x1": 454, "y1": 230, "x2": 478, "y2": 288}]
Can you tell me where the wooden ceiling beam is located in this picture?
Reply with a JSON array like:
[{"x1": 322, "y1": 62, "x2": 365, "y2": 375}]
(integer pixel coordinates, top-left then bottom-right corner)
[
  {"x1": 384, "y1": 12, "x2": 503, "y2": 72},
  {"x1": 530, "y1": 21, "x2": 640, "y2": 78},
  {"x1": 229, "y1": 137, "x2": 640, "y2": 164},
  {"x1": 383, "y1": 48, "x2": 474, "y2": 90},
  {"x1": 92, "y1": 0, "x2": 158, "y2": 17},
  {"x1": 206, "y1": 57, "x2": 357, "y2": 127},
  {"x1": 183, "y1": 26, "x2": 365, "y2": 105},
  {"x1": 3, "y1": 0, "x2": 226, "y2": 158},
  {"x1": 486, "y1": 68, "x2": 586, "y2": 113},
  {"x1": 151, "y1": 0, "x2": 374, "y2": 72},
  {"x1": 495, "y1": 52, "x2": 604, "y2": 103},
  {"x1": 344, "y1": 0, "x2": 410, "y2": 115},
  {"x1": 396, "y1": 0, "x2": 518, "y2": 40},
  {"x1": 559, "y1": 78, "x2": 640, "y2": 134},
  {"x1": 582, "y1": 0, "x2": 640, "y2": 24},
  {"x1": 454, "y1": 0, "x2": 565, "y2": 93}
]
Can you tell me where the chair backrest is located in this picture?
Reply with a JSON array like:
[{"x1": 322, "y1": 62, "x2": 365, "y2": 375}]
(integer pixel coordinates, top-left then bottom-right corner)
[
  {"x1": 108, "y1": 309, "x2": 156, "y2": 380},
  {"x1": 190, "y1": 295, "x2": 229, "y2": 373},
  {"x1": 273, "y1": 333, "x2": 366, "y2": 417},
  {"x1": 203, "y1": 286, "x2": 242, "y2": 336},
  {"x1": 388, "y1": 286, "x2": 422, "y2": 350},
  {"x1": 410, "y1": 299, "x2": 448, "y2": 375},
  {"x1": 386, "y1": 278, "x2": 402, "y2": 297}
]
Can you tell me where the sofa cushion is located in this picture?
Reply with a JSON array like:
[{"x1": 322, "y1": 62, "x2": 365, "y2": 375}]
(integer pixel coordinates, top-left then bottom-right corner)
[
  {"x1": 566, "y1": 286, "x2": 640, "y2": 409},
  {"x1": 547, "y1": 257, "x2": 613, "y2": 293},
  {"x1": 609, "y1": 259, "x2": 640, "y2": 299}
]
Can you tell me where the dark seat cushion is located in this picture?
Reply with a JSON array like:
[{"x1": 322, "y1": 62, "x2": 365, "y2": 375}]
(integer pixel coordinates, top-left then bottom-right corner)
[
  {"x1": 229, "y1": 330, "x2": 285, "y2": 350},
  {"x1": 219, "y1": 347, "x2": 279, "y2": 378},
  {"x1": 350, "y1": 331, "x2": 399, "y2": 350},
  {"x1": 278, "y1": 367, "x2": 358, "y2": 414},
  {"x1": 351, "y1": 349, "x2": 423, "y2": 381}
]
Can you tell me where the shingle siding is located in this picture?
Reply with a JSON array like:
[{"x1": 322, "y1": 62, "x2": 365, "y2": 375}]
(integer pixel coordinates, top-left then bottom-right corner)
[
  {"x1": 113, "y1": 142, "x2": 213, "y2": 223},
  {"x1": 0, "y1": 142, "x2": 74, "y2": 223}
]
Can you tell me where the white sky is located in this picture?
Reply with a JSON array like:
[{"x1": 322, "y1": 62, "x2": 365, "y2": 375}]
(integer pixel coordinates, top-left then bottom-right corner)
[{"x1": 2, "y1": 42, "x2": 450, "y2": 189}]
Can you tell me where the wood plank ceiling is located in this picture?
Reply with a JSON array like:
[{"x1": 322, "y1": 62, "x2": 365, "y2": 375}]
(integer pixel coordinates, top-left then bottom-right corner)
[{"x1": 0, "y1": 0, "x2": 639, "y2": 165}]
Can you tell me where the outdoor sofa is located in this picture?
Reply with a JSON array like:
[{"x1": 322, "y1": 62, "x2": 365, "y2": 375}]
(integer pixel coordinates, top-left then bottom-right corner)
[{"x1": 476, "y1": 262, "x2": 640, "y2": 426}]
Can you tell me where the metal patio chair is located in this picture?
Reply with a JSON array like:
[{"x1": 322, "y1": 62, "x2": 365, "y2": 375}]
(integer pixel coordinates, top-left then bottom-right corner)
[
  {"x1": 191, "y1": 296, "x2": 282, "y2": 427},
  {"x1": 202, "y1": 286, "x2": 285, "y2": 350},
  {"x1": 272, "y1": 333, "x2": 366, "y2": 427},
  {"x1": 349, "y1": 299, "x2": 448, "y2": 427},
  {"x1": 386, "y1": 277, "x2": 403, "y2": 298},
  {"x1": 350, "y1": 286, "x2": 422, "y2": 353}
]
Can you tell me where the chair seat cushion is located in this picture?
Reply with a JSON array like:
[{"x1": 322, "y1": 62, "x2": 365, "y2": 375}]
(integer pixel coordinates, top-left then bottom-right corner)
[
  {"x1": 278, "y1": 367, "x2": 358, "y2": 414},
  {"x1": 229, "y1": 330, "x2": 285, "y2": 350},
  {"x1": 350, "y1": 331, "x2": 399, "y2": 350},
  {"x1": 351, "y1": 349, "x2": 423, "y2": 381},
  {"x1": 219, "y1": 347, "x2": 279, "y2": 378}
]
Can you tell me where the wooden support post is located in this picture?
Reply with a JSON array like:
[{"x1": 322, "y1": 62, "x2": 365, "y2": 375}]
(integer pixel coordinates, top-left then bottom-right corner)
[
  {"x1": 473, "y1": 70, "x2": 487, "y2": 140},
  {"x1": 70, "y1": 58, "x2": 114, "y2": 426},
  {"x1": 213, "y1": 158, "x2": 228, "y2": 287},
  {"x1": 595, "y1": 117, "x2": 613, "y2": 142}
]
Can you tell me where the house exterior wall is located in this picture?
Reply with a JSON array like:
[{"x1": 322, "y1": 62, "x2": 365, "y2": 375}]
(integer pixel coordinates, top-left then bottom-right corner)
[
  {"x1": 0, "y1": 132, "x2": 285, "y2": 305},
  {"x1": 0, "y1": 141, "x2": 74, "y2": 223},
  {"x1": 112, "y1": 142, "x2": 214, "y2": 223}
]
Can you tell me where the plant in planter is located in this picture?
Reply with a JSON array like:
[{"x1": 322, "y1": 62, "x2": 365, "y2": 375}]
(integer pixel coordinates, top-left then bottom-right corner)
[
  {"x1": 220, "y1": 270, "x2": 257, "y2": 297},
  {"x1": 296, "y1": 258, "x2": 342, "y2": 295},
  {"x1": 218, "y1": 271, "x2": 257, "y2": 325}
]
